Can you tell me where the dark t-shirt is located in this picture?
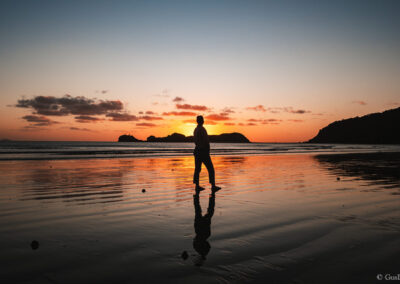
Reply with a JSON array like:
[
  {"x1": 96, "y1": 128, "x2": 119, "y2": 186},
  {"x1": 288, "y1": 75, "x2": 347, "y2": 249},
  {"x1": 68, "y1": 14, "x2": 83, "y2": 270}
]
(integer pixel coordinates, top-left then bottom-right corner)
[{"x1": 194, "y1": 125, "x2": 210, "y2": 154}]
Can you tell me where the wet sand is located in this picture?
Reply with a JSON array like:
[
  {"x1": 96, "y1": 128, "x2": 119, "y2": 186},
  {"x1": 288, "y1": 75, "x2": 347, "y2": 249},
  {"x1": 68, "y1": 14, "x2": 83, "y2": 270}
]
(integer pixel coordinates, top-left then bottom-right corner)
[{"x1": 0, "y1": 153, "x2": 399, "y2": 283}]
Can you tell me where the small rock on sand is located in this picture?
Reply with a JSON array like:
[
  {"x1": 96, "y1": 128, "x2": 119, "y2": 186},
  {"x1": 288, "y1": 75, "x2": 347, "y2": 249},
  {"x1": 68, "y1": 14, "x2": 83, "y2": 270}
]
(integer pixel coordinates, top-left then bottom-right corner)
[
  {"x1": 31, "y1": 240, "x2": 39, "y2": 250},
  {"x1": 181, "y1": 251, "x2": 188, "y2": 260},
  {"x1": 142, "y1": 189, "x2": 146, "y2": 193}
]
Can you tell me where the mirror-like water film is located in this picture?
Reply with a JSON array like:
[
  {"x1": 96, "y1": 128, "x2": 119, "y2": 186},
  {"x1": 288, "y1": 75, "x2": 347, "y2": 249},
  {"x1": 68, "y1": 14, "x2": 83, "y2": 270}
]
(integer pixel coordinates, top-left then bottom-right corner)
[{"x1": 0, "y1": 153, "x2": 399, "y2": 283}]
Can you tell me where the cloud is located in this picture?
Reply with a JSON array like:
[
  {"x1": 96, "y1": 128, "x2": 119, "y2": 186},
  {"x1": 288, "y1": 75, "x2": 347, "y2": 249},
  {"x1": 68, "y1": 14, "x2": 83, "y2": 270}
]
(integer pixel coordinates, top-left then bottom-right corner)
[
  {"x1": 69, "y1": 127, "x2": 93, "y2": 131},
  {"x1": 136, "y1": 122, "x2": 157, "y2": 127},
  {"x1": 163, "y1": 111, "x2": 197, "y2": 116},
  {"x1": 261, "y1": 118, "x2": 282, "y2": 124},
  {"x1": 263, "y1": 107, "x2": 311, "y2": 114},
  {"x1": 139, "y1": 115, "x2": 163, "y2": 121},
  {"x1": 288, "y1": 109, "x2": 309, "y2": 114},
  {"x1": 106, "y1": 112, "x2": 139, "y2": 121},
  {"x1": 145, "y1": 111, "x2": 156, "y2": 115},
  {"x1": 224, "y1": 122, "x2": 235, "y2": 126},
  {"x1": 75, "y1": 115, "x2": 103, "y2": 123},
  {"x1": 205, "y1": 113, "x2": 231, "y2": 121},
  {"x1": 16, "y1": 95, "x2": 123, "y2": 116},
  {"x1": 22, "y1": 115, "x2": 60, "y2": 126},
  {"x1": 176, "y1": 103, "x2": 209, "y2": 111},
  {"x1": 221, "y1": 107, "x2": 235, "y2": 115},
  {"x1": 154, "y1": 89, "x2": 170, "y2": 98},
  {"x1": 246, "y1": 105, "x2": 266, "y2": 112},
  {"x1": 172, "y1": 97, "x2": 184, "y2": 103},
  {"x1": 352, "y1": 100, "x2": 367, "y2": 105},
  {"x1": 288, "y1": 119, "x2": 304, "y2": 122},
  {"x1": 247, "y1": 122, "x2": 257, "y2": 126}
]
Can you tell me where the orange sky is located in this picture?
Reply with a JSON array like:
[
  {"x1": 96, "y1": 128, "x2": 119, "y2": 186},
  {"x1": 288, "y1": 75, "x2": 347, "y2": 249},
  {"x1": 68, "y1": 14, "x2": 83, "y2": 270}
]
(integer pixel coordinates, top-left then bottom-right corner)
[{"x1": 1, "y1": 1, "x2": 399, "y2": 142}]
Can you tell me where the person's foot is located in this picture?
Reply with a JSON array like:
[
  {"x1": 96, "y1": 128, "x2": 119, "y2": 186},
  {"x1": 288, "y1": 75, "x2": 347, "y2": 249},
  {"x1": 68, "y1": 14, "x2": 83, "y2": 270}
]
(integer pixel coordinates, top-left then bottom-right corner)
[
  {"x1": 211, "y1": 185, "x2": 221, "y2": 193},
  {"x1": 195, "y1": 185, "x2": 205, "y2": 193}
]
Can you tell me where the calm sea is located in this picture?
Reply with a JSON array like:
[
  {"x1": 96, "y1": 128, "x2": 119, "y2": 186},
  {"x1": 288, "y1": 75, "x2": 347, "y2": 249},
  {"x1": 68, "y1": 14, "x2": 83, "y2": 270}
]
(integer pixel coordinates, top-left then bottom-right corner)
[{"x1": 0, "y1": 141, "x2": 399, "y2": 160}]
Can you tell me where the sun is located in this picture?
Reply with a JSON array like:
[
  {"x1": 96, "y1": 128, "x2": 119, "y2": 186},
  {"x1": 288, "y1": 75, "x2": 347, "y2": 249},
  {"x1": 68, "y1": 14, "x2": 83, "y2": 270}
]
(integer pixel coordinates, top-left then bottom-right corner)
[{"x1": 179, "y1": 123, "x2": 196, "y2": 137}]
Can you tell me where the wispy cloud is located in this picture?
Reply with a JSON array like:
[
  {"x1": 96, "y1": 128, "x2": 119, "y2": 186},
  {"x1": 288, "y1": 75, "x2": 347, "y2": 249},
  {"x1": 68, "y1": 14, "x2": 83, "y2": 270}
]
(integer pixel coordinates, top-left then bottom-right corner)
[
  {"x1": 352, "y1": 100, "x2": 367, "y2": 105},
  {"x1": 224, "y1": 122, "x2": 235, "y2": 126},
  {"x1": 205, "y1": 113, "x2": 231, "y2": 121},
  {"x1": 172, "y1": 96, "x2": 184, "y2": 103},
  {"x1": 106, "y1": 112, "x2": 139, "y2": 121},
  {"x1": 69, "y1": 127, "x2": 94, "y2": 132},
  {"x1": 246, "y1": 105, "x2": 266, "y2": 112},
  {"x1": 221, "y1": 107, "x2": 235, "y2": 115},
  {"x1": 139, "y1": 115, "x2": 163, "y2": 121},
  {"x1": 163, "y1": 111, "x2": 197, "y2": 116},
  {"x1": 154, "y1": 89, "x2": 170, "y2": 98},
  {"x1": 22, "y1": 115, "x2": 60, "y2": 126},
  {"x1": 136, "y1": 122, "x2": 157, "y2": 127},
  {"x1": 75, "y1": 115, "x2": 103, "y2": 123},
  {"x1": 176, "y1": 103, "x2": 209, "y2": 111}
]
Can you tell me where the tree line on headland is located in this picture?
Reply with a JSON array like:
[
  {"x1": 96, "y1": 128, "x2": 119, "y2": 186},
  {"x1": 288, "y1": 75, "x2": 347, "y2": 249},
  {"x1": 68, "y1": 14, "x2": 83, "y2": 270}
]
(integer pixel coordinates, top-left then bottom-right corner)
[
  {"x1": 118, "y1": 132, "x2": 251, "y2": 143},
  {"x1": 308, "y1": 107, "x2": 400, "y2": 144}
]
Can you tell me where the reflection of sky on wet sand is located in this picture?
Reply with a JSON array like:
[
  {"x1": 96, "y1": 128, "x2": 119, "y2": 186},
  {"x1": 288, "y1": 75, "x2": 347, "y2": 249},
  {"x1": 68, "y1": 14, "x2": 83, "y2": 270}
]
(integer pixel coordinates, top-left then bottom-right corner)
[{"x1": 0, "y1": 154, "x2": 399, "y2": 283}]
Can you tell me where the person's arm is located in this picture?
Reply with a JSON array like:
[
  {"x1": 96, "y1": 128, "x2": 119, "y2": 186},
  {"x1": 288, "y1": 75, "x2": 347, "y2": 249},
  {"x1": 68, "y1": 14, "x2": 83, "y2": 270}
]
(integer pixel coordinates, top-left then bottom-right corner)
[{"x1": 202, "y1": 128, "x2": 210, "y2": 151}]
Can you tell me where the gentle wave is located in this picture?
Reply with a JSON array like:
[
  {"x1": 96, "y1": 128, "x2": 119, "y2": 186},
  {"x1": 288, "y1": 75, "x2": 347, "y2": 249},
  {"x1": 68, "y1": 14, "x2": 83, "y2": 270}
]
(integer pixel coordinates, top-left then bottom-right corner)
[{"x1": 1, "y1": 141, "x2": 399, "y2": 160}]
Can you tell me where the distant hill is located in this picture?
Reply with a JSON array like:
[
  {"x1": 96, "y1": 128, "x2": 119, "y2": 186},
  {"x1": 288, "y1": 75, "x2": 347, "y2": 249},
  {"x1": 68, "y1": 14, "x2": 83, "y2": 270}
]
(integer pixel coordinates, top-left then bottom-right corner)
[
  {"x1": 118, "y1": 134, "x2": 141, "y2": 142},
  {"x1": 118, "y1": 132, "x2": 250, "y2": 143},
  {"x1": 308, "y1": 107, "x2": 400, "y2": 144}
]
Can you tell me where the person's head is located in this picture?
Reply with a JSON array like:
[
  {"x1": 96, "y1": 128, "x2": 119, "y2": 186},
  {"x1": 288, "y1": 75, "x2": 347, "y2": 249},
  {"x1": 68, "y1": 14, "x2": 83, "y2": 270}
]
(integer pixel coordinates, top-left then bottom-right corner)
[{"x1": 196, "y1": 115, "x2": 204, "y2": 125}]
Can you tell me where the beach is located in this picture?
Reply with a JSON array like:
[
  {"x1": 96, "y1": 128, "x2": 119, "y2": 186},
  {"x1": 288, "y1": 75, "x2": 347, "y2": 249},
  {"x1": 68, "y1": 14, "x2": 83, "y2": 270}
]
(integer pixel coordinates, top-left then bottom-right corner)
[{"x1": 0, "y1": 150, "x2": 399, "y2": 283}]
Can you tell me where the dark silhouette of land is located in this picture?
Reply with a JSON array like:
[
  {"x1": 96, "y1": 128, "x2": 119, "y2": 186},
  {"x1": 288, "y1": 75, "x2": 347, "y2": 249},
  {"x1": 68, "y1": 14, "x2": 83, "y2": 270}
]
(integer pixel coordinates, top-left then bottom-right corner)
[
  {"x1": 118, "y1": 132, "x2": 250, "y2": 143},
  {"x1": 193, "y1": 193, "x2": 216, "y2": 266},
  {"x1": 308, "y1": 107, "x2": 400, "y2": 144},
  {"x1": 118, "y1": 134, "x2": 141, "y2": 142}
]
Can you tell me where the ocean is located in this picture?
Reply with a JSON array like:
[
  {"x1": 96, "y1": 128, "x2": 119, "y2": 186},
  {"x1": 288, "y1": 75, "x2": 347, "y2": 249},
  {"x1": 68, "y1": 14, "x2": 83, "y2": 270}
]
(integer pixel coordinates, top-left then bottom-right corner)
[{"x1": 1, "y1": 141, "x2": 400, "y2": 160}]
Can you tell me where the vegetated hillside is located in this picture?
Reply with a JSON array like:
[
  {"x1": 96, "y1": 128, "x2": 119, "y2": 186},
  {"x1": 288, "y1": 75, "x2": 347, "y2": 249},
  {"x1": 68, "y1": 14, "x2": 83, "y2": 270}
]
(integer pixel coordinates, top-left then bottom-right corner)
[
  {"x1": 147, "y1": 132, "x2": 250, "y2": 143},
  {"x1": 308, "y1": 107, "x2": 400, "y2": 144},
  {"x1": 118, "y1": 132, "x2": 251, "y2": 143}
]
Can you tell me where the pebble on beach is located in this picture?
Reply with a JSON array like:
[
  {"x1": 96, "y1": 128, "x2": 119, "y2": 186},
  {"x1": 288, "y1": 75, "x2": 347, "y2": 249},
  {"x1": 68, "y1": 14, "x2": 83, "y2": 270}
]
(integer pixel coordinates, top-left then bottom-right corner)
[
  {"x1": 181, "y1": 250, "x2": 188, "y2": 260},
  {"x1": 31, "y1": 240, "x2": 39, "y2": 250},
  {"x1": 142, "y1": 189, "x2": 146, "y2": 193}
]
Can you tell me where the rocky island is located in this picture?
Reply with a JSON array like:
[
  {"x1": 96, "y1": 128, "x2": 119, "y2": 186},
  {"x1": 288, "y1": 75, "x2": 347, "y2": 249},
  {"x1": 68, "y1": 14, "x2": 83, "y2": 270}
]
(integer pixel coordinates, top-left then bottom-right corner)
[
  {"x1": 308, "y1": 107, "x2": 400, "y2": 144},
  {"x1": 118, "y1": 132, "x2": 250, "y2": 143}
]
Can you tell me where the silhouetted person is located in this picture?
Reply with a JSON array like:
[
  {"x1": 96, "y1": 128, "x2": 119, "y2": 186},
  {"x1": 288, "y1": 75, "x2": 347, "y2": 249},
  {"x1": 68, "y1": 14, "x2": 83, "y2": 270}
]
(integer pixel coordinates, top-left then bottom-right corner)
[
  {"x1": 193, "y1": 115, "x2": 221, "y2": 193},
  {"x1": 193, "y1": 192, "x2": 216, "y2": 266}
]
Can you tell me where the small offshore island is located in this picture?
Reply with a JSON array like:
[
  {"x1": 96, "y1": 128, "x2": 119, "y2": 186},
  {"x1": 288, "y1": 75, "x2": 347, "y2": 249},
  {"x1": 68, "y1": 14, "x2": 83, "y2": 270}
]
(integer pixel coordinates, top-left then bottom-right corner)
[{"x1": 118, "y1": 132, "x2": 250, "y2": 143}]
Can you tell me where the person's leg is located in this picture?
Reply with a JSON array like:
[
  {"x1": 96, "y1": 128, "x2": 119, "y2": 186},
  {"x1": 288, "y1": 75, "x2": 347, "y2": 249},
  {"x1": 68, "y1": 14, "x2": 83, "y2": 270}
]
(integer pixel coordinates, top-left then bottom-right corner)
[
  {"x1": 203, "y1": 154, "x2": 221, "y2": 192},
  {"x1": 202, "y1": 154, "x2": 215, "y2": 186},
  {"x1": 193, "y1": 154, "x2": 204, "y2": 191}
]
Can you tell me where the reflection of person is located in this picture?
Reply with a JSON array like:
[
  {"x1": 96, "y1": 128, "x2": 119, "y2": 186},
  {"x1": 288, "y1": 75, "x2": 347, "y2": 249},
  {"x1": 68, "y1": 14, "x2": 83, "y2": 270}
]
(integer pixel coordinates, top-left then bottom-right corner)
[
  {"x1": 193, "y1": 192, "x2": 216, "y2": 266},
  {"x1": 193, "y1": 115, "x2": 221, "y2": 193}
]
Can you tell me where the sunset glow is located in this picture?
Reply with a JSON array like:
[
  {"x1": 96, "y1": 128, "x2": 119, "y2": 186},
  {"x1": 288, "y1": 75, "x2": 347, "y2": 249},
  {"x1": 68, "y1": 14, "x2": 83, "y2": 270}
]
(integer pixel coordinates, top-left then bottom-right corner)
[{"x1": 1, "y1": 1, "x2": 399, "y2": 142}]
